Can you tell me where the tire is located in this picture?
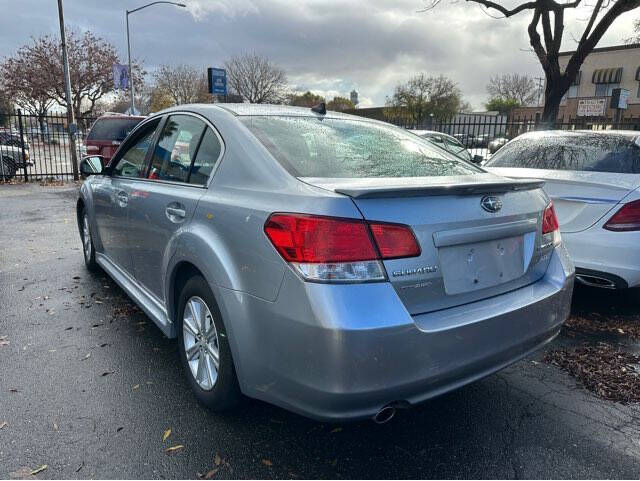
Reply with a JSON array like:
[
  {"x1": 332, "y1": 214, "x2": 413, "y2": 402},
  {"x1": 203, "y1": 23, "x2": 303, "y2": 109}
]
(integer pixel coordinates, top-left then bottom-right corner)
[
  {"x1": 80, "y1": 209, "x2": 99, "y2": 272},
  {"x1": 177, "y1": 275, "x2": 241, "y2": 411},
  {"x1": 0, "y1": 157, "x2": 16, "y2": 181}
]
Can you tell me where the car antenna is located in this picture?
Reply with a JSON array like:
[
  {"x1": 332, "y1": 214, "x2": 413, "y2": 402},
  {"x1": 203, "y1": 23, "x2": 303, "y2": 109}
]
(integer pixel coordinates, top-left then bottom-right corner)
[{"x1": 311, "y1": 102, "x2": 326, "y2": 115}]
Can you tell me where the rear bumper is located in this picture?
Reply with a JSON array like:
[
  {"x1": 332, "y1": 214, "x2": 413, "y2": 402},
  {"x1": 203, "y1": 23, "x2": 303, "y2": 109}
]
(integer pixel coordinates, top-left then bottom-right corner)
[
  {"x1": 216, "y1": 246, "x2": 574, "y2": 422},
  {"x1": 563, "y1": 225, "x2": 640, "y2": 288}
]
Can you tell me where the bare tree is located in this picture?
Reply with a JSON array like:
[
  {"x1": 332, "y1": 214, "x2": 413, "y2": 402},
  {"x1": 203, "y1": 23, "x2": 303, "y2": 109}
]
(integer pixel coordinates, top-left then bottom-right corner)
[
  {"x1": 1, "y1": 31, "x2": 143, "y2": 126},
  {"x1": 386, "y1": 74, "x2": 464, "y2": 124},
  {"x1": 225, "y1": 53, "x2": 288, "y2": 104},
  {"x1": 153, "y1": 64, "x2": 211, "y2": 105},
  {"x1": 423, "y1": 0, "x2": 640, "y2": 124},
  {"x1": 0, "y1": 43, "x2": 56, "y2": 136},
  {"x1": 39, "y1": 31, "x2": 144, "y2": 121},
  {"x1": 487, "y1": 74, "x2": 538, "y2": 105}
]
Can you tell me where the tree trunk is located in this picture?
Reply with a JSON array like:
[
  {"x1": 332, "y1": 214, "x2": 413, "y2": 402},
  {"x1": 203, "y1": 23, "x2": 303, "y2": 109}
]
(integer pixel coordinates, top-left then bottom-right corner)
[
  {"x1": 38, "y1": 115, "x2": 47, "y2": 144},
  {"x1": 540, "y1": 73, "x2": 570, "y2": 129}
]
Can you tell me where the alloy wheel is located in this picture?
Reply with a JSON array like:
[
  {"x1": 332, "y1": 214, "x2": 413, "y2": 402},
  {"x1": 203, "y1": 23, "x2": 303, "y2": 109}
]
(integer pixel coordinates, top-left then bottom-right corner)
[
  {"x1": 82, "y1": 215, "x2": 92, "y2": 260},
  {"x1": 182, "y1": 296, "x2": 220, "y2": 390}
]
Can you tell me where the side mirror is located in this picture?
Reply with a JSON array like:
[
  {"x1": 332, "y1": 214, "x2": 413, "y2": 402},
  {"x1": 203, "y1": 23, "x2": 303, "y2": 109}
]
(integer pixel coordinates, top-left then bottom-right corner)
[
  {"x1": 472, "y1": 155, "x2": 484, "y2": 164},
  {"x1": 80, "y1": 156, "x2": 104, "y2": 177}
]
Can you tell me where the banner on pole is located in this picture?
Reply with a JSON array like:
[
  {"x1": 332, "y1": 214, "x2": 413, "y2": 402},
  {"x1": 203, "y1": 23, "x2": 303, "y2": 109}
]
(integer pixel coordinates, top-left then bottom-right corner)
[{"x1": 112, "y1": 64, "x2": 130, "y2": 90}]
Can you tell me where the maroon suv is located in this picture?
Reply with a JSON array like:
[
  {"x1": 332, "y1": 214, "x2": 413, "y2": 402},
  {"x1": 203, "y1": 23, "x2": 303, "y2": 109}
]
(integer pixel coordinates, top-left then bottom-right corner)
[{"x1": 85, "y1": 114, "x2": 145, "y2": 164}]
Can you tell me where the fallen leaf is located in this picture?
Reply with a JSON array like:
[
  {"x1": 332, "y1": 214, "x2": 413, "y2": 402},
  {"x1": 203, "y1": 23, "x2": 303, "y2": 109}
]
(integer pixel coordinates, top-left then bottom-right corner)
[
  {"x1": 163, "y1": 428, "x2": 172, "y2": 442},
  {"x1": 165, "y1": 444, "x2": 184, "y2": 454},
  {"x1": 100, "y1": 371, "x2": 114, "y2": 377},
  {"x1": 262, "y1": 459, "x2": 273, "y2": 466},
  {"x1": 132, "y1": 384, "x2": 140, "y2": 390},
  {"x1": 214, "y1": 453, "x2": 221, "y2": 466},
  {"x1": 81, "y1": 353, "x2": 90, "y2": 361},
  {"x1": 30, "y1": 465, "x2": 47, "y2": 475},
  {"x1": 0, "y1": 421, "x2": 7, "y2": 429}
]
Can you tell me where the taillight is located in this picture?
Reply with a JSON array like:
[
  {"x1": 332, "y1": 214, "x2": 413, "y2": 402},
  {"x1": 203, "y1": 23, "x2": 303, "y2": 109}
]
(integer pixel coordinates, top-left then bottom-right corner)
[
  {"x1": 603, "y1": 200, "x2": 640, "y2": 232},
  {"x1": 542, "y1": 203, "x2": 559, "y2": 234},
  {"x1": 542, "y1": 202, "x2": 561, "y2": 246},
  {"x1": 264, "y1": 213, "x2": 420, "y2": 282},
  {"x1": 369, "y1": 222, "x2": 421, "y2": 259}
]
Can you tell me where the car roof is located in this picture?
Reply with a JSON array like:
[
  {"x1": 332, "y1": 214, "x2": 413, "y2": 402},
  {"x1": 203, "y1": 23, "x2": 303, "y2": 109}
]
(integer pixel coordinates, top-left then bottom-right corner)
[
  {"x1": 516, "y1": 129, "x2": 639, "y2": 141},
  {"x1": 95, "y1": 113, "x2": 146, "y2": 121},
  {"x1": 160, "y1": 103, "x2": 372, "y2": 122}
]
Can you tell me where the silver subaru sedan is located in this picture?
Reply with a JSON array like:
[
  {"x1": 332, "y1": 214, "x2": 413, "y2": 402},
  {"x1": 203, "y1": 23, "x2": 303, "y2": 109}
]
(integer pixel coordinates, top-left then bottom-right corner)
[{"x1": 77, "y1": 104, "x2": 574, "y2": 423}]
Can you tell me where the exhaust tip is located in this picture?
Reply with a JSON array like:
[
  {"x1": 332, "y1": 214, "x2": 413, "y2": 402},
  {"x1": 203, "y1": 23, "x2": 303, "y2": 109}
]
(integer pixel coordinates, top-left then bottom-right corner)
[{"x1": 372, "y1": 406, "x2": 396, "y2": 424}]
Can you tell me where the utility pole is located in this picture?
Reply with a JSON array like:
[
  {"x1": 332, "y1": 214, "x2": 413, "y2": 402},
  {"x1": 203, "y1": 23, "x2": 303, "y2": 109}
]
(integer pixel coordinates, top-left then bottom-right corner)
[
  {"x1": 57, "y1": 0, "x2": 79, "y2": 180},
  {"x1": 126, "y1": 12, "x2": 135, "y2": 114}
]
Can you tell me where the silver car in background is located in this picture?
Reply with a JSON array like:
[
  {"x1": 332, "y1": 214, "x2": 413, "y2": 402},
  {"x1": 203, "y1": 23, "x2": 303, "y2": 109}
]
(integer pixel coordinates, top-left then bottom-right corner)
[
  {"x1": 486, "y1": 130, "x2": 640, "y2": 289},
  {"x1": 77, "y1": 104, "x2": 574, "y2": 422}
]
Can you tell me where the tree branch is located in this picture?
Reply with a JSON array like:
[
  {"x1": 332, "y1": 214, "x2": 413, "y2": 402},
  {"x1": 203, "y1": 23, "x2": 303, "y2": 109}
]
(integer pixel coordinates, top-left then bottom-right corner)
[{"x1": 463, "y1": 0, "x2": 581, "y2": 18}]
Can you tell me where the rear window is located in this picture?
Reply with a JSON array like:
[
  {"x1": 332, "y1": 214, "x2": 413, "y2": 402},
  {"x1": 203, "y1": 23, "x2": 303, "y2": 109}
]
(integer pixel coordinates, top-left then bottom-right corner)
[
  {"x1": 87, "y1": 118, "x2": 142, "y2": 141},
  {"x1": 240, "y1": 116, "x2": 481, "y2": 178},
  {"x1": 486, "y1": 134, "x2": 640, "y2": 174}
]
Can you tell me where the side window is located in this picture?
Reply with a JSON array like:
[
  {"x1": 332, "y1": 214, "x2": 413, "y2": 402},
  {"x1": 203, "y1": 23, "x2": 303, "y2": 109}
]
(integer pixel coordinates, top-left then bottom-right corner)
[
  {"x1": 112, "y1": 121, "x2": 159, "y2": 178},
  {"x1": 189, "y1": 128, "x2": 222, "y2": 185},
  {"x1": 148, "y1": 115, "x2": 206, "y2": 183}
]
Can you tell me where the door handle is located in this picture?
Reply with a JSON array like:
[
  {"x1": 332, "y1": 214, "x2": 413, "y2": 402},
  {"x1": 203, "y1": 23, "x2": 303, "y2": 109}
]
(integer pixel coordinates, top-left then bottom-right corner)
[{"x1": 166, "y1": 206, "x2": 186, "y2": 219}]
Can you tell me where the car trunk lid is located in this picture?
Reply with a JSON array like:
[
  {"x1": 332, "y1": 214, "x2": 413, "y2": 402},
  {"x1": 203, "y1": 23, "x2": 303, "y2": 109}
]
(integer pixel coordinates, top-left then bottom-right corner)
[
  {"x1": 486, "y1": 167, "x2": 640, "y2": 233},
  {"x1": 301, "y1": 174, "x2": 552, "y2": 315}
]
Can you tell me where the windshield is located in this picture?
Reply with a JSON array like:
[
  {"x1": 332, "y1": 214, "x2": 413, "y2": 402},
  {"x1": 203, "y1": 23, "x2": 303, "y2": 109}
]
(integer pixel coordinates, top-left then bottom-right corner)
[
  {"x1": 240, "y1": 116, "x2": 481, "y2": 178},
  {"x1": 87, "y1": 118, "x2": 142, "y2": 141},
  {"x1": 486, "y1": 134, "x2": 640, "y2": 174}
]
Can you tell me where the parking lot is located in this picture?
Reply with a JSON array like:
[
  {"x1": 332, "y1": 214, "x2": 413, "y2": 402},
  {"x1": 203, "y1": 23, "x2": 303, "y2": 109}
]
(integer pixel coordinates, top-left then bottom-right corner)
[{"x1": 1, "y1": 183, "x2": 640, "y2": 479}]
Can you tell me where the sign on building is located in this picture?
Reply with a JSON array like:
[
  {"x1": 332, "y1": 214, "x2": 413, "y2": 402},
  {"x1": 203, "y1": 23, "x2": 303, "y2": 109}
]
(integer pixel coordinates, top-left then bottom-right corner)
[
  {"x1": 610, "y1": 88, "x2": 630, "y2": 110},
  {"x1": 577, "y1": 98, "x2": 606, "y2": 117},
  {"x1": 208, "y1": 67, "x2": 227, "y2": 96},
  {"x1": 112, "y1": 64, "x2": 129, "y2": 90}
]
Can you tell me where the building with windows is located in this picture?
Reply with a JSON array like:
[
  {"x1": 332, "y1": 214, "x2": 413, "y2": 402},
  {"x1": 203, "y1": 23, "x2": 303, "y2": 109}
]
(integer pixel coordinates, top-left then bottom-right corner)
[{"x1": 512, "y1": 43, "x2": 640, "y2": 122}]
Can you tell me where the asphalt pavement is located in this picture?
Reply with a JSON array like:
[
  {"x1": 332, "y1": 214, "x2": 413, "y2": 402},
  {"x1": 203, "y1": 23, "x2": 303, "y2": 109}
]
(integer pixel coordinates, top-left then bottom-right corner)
[{"x1": 1, "y1": 183, "x2": 640, "y2": 479}]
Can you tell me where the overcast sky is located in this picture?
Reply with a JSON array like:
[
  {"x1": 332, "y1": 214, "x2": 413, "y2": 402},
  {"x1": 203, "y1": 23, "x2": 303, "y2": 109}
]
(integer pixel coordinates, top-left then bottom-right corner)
[{"x1": 1, "y1": 0, "x2": 637, "y2": 109}]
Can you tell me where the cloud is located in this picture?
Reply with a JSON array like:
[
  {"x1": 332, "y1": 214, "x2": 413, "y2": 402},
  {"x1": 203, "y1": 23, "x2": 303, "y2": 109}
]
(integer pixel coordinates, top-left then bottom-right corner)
[
  {"x1": 185, "y1": 0, "x2": 258, "y2": 20},
  {"x1": 0, "y1": 0, "x2": 636, "y2": 110}
]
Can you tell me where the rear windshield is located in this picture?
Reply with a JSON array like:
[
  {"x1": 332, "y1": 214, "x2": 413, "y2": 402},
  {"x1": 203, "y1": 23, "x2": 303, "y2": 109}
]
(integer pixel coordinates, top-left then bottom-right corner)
[
  {"x1": 486, "y1": 134, "x2": 640, "y2": 174},
  {"x1": 87, "y1": 118, "x2": 142, "y2": 141},
  {"x1": 240, "y1": 116, "x2": 481, "y2": 178}
]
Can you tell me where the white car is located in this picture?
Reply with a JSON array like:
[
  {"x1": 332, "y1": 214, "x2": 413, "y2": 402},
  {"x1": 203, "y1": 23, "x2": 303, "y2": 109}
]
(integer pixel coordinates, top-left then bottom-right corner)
[
  {"x1": 410, "y1": 130, "x2": 485, "y2": 163},
  {"x1": 485, "y1": 130, "x2": 640, "y2": 289}
]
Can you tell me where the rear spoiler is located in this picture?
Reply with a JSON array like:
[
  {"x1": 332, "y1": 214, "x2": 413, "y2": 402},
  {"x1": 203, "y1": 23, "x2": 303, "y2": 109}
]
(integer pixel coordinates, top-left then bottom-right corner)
[{"x1": 334, "y1": 179, "x2": 545, "y2": 199}]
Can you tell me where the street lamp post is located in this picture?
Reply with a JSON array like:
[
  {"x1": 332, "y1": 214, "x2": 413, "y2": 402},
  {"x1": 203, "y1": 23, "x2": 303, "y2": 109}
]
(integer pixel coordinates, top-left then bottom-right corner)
[{"x1": 126, "y1": 1, "x2": 186, "y2": 114}]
